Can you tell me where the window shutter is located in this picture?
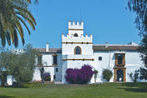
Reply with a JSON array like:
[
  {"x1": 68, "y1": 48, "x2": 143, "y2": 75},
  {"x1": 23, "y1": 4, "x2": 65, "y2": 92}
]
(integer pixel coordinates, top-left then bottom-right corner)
[
  {"x1": 53, "y1": 54, "x2": 57, "y2": 65},
  {"x1": 122, "y1": 54, "x2": 125, "y2": 65},
  {"x1": 38, "y1": 54, "x2": 42, "y2": 66},
  {"x1": 115, "y1": 54, "x2": 118, "y2": 65}
]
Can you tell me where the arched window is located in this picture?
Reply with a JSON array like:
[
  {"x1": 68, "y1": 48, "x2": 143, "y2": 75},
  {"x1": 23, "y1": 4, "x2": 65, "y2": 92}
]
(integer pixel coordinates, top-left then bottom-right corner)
[
  {"x1": 74, "y1": 33, "x2": 78, "y2": 37},
  {"x1": 74, "y1": 46, "x2": 81, "y2": 55}
]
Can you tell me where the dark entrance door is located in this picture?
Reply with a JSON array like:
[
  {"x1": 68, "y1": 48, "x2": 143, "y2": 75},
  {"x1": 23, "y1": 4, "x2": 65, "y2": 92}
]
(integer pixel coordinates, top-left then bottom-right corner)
[{"x1": 117, "y1": 69, "x2": 123, "y2": 82}]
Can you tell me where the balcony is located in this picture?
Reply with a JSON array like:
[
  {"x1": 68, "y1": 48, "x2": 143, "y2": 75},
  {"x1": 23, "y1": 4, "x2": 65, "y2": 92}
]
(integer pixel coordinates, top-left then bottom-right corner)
[{"x1": 115, "y1": 53, "x2": 125, "y2": 67}]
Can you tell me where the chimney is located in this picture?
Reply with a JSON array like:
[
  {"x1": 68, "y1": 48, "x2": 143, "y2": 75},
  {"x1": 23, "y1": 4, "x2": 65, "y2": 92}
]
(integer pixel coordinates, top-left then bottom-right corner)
[
  {"x1": 46, "y1": 43, "x2": 49, "y2": 52},
  {"x1": 105, "y1": 42, "x2": 109, "y2": 48}
]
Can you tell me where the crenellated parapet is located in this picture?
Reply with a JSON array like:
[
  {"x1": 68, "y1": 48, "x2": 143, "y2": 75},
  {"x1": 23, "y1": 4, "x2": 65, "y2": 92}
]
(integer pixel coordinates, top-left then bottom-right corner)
[
  {"x1": 68, "y1": 21, "x2": 84, "y2": 30},
  {"x1": 62, "y1": 34, "x2": 92, "y2": 43},
  {"x1": 67, "y1": 21, "x2": 84, "y2": 37},
  {"x1": 62, "y1": 21, "x2": 93, "y2": 43}
]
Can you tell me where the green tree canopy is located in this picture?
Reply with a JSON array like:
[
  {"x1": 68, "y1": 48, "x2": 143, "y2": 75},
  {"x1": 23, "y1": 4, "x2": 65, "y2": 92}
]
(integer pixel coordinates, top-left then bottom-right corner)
[
  {"x1": 0, "y1": 44, "x2": 38, "y2": 87},
  {"x1": 128, "y1": 0, "x2": 147, "y2": 35}
]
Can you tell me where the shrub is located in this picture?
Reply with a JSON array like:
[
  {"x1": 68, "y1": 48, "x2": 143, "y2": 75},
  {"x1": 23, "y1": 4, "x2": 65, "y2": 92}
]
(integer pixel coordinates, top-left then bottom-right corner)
[
  {"x1": 12, "y1": 82, "x2": 23, "y2": 88},
  {"x1": 140, "y1": 67, "x2": 147, "y2": 80},
  {"x1": 129, "y1": 70, "x2": 139, "y2": 82},
  {"x1": 102, "y1": 69, "x2": 113, "y2": 82},
  {"x1": 43, "y1": 72, "x2": 51, "y2": 81},
  {"x1": 65, "y1": 65, "x2": 94, "y2": 84}
]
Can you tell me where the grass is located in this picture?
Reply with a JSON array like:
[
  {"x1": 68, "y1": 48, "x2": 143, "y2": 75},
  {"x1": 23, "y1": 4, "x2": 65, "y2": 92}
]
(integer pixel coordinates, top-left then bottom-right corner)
[{"x1": 0, "y1": 83, "x2": 147, "y2": 98}]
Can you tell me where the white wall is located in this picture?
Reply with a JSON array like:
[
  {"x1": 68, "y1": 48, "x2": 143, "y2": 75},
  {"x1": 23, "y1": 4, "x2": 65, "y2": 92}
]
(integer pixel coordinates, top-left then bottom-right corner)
[
  {"x1": 62, "y1": 44, "x2": 93, "y2": 55},
  {"x1": 55, "y1": 53, "x2": 62, "y2": 82},
  {"x1": 42, "y1": 54, "x2": 53, "y2": 66},
  {"x1": 7, "y1": 75, "x2": 13, "y2": 85},
  {"x1": 32, "y1": 67, "x2": 42, "y2": 81},
  {"x1": 33, "y1": 21, "x2": 145, "y2": 84},
  {"x1": 92, "y1": 51, "x2": 144, "y2": 83},
  {"x1": 33, "y1": 53, "x2": 63, "y2": 82},
  {"x1": 61, "y1": 21, "x2": 94, "y2": 83},
  {"x1": 62, "y1": 35, "x2": 93, "y2": 55}
]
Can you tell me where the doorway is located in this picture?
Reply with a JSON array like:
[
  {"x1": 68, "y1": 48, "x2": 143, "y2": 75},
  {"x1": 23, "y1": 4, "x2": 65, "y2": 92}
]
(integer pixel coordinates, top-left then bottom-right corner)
[
  {"x1": 114, "y1": 68, "x2": 126, "y2": 82},
  {"x1": 117, "y1": 69, "x2": 123, "y2": 82}
]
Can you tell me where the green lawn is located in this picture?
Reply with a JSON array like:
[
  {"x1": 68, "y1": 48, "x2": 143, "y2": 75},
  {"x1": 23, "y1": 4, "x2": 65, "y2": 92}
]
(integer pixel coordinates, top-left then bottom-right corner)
[{"x1": 0, "y1": 83, "x2": 147, "y2": 98}]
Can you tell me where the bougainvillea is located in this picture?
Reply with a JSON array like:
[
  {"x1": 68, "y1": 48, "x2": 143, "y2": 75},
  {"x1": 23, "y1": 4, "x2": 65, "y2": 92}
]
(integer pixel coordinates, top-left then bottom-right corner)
[
  {"x1": 43, "y1": 72, "x2": 51, "y2": 81},
  {"x1": 65, "y1": 65, "x2": 94, "y2": 84}
]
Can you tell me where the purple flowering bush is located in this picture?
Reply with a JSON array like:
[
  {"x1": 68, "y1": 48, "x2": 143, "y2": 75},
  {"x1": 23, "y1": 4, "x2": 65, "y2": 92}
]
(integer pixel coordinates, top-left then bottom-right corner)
[
  {"x1": 43, "y1": 72, "x2": 51, "y2": 81},
  {"x1": 65, "y1": 65, "x2": 94, "y2": 84}
]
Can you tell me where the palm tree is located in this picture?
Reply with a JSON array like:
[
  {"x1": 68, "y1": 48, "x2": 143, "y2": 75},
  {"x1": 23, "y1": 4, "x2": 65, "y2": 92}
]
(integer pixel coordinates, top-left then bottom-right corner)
[{"x1": 0, "y1": 0, "x2": 37, "y2": 47}]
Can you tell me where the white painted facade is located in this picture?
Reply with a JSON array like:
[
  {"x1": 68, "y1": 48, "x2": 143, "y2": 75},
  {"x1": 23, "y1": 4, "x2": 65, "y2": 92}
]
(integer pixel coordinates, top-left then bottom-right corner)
[
  {"x1": 1, "y1": 21, "x2": 145, "y2": 86},
  {"x1": 32, "y1": 21, "x2": 145, "y2": 84}
]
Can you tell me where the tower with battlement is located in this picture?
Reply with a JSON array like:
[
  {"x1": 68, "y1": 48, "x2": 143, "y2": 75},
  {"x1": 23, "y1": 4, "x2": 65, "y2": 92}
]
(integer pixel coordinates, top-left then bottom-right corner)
[
  {"x1": 62, "y1": 21, "x2": 93, "y2": 55},
  {"x1": 61, "y1": 21, "x2": 94, "y2": 83},
  {"x1": 68, "y1": 21, "x2": 84, "y2": 37}
]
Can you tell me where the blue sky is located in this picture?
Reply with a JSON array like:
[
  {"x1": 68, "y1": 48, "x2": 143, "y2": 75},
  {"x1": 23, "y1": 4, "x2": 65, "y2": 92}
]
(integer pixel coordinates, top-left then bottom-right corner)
[{"x1": 17, "y1": 0, "x2": 140, "y2": 48}]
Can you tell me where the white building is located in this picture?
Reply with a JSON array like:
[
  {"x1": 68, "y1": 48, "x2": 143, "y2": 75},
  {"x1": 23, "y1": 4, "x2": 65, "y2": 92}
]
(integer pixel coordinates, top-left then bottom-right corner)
[
  {"x1": 32, "y1": 21, "x2": 144, "y2": 84},
  {"x1": 1, "y1": 21, "x2": 144, "y2": 86}
]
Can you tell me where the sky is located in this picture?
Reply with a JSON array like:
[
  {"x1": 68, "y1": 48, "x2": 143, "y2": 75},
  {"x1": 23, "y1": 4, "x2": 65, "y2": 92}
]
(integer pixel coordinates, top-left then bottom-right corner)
[{"x1": 15, "y1": 0, "x2": 141, "y2": 49}]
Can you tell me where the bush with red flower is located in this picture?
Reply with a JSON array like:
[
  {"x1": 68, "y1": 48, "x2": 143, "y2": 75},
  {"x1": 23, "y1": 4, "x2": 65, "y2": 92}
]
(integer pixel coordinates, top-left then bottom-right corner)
[{"x1": 65, "y1": 65, "x2": 94, "y2": 84}]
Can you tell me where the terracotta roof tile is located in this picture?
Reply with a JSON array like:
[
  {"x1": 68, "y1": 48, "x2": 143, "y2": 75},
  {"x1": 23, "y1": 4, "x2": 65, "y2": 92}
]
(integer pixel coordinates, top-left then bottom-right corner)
[
  {"x1": 35, "y1": 44, "x2": 140, "y2": 53},
  {"x1": 93, "y1": 45, "x2": 139, "y2": 51},
  {"x1": 35, "y1": 48, "x2": 62, "y2": 53}
]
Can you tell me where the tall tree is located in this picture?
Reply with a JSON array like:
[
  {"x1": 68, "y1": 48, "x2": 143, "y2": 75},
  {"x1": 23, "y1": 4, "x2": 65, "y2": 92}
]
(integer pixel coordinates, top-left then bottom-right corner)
[
  {"x1": 139, "y1": 34, "x2": 147, "y2": 63},
  {"x1": 129, "y1": 1, "x2": 147, "y2": 81},
  {"x1": 0, "y1": 44, "x2": 38, "y2": 87},
  {"x1": 0, "y1": 0, "x2": 37, "y2": 47},
  {"x1": 9, "y1": 44, "x2": 38, "y2": 86},
  {"x1": 138, "y1": 34, "x2": 147, "y2": 81},
  {"x1": 128, "y1": 0, "x2": 147, "y2": 35}
]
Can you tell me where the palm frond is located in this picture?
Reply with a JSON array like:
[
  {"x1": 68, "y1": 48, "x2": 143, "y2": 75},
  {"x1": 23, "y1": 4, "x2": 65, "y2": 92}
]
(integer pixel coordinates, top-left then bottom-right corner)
[{"x1": 0, "y1": 0, "x2": 36, "y2": 47}]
